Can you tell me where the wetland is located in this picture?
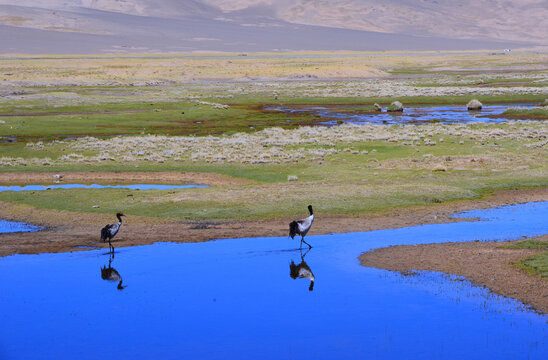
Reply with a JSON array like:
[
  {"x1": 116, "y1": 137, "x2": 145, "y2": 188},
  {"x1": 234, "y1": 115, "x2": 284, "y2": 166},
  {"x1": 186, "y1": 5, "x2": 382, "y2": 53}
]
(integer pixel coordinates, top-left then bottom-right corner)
[{"x1": 0, "y1": 50, "x2": 547, "y2": 359}]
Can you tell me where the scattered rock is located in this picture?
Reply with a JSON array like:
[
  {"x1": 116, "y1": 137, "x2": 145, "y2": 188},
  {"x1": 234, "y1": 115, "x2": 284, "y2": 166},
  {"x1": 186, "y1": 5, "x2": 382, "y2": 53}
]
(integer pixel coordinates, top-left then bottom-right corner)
[
  {"x1": 373, "y1": 103, "x2": 382, "y2": 111},
  {"x1": 467, "y1": 99, "x2": 483, "y2": 111},
  {"x1": 287, "y1": 175, "x2": 298, "y2": 181},
  {"x1": 387, "y1": 101, "x2": 403, "y2": 112},
  {"x1": 541, "y1": 99, "x2": 548, "y2": 106}
]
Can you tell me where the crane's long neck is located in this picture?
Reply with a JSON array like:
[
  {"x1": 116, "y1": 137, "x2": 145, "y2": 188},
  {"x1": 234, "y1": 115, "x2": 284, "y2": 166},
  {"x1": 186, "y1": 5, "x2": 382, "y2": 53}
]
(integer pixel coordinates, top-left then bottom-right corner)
[
  {"x1": 308, "y1": 206, "x2": 313, "y2": 216},
  {"x1": 116, "y1": 214, "x2": 123, "y2": 224}
]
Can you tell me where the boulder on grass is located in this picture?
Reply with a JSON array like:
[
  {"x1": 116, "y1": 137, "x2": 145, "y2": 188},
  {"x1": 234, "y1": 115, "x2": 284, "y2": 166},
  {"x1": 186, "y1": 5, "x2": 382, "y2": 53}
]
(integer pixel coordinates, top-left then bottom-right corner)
[
  {"x1": 467, "y1": 99, "x2": 483, "y2": 111},
  {"x1": 374, "y1": 103, "x2": 382, "y2": 111},
  {"x1": 540, "y1": 99, "x2": 548, "y2": 106},
  {"x1": 387, "y1": 101, "x2": 403, "y2": 112}
]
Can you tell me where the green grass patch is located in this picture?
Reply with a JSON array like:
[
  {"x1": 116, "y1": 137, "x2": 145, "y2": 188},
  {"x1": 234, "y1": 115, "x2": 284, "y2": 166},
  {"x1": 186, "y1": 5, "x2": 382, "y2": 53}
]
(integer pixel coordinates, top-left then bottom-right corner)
[
  {"x1": 502, "y1": 107, "x2": 548, "y2": 119},
  {"x1": 517, "y1": 252, "x2": 548, "y2": 277},
  {"x1": 505, "y1": 239, "x2": 548, "y2": 249},
  {"x1": 2, "y1": 90, "x2": 546, "y2": 144}
]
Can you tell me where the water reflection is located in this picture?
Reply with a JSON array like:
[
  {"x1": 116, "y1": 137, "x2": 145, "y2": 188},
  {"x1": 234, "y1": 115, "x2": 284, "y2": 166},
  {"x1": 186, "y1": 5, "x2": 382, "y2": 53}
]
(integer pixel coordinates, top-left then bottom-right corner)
[
  {"x1": 101, "y1": 253, "x2": 126, "y2": 290},
  {"x1": 289, "y1": 248, "x2": 315, "y2": 291}
]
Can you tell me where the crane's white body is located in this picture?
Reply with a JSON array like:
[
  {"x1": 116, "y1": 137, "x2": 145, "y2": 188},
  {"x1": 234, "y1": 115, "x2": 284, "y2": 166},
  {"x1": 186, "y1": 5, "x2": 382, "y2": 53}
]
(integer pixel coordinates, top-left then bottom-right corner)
[{"x1": 296, "y1": 214, "x2": 314, "y2": 237}]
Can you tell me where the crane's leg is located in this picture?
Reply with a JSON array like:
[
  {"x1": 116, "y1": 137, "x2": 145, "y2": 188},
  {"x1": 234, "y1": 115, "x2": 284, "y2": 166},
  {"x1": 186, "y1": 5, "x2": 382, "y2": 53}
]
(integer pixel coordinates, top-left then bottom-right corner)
[
  {"x1": 301, "y1": 236, "x2": 312, "y2": 249},
  {"x1": 300, "y1": 247, "x2": 311, "y2": 260}
]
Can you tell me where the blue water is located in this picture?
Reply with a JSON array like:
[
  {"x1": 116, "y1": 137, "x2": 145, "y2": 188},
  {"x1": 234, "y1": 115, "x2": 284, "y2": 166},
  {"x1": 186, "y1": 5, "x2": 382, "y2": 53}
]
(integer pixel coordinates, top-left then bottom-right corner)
[
  {"x1": 0, "y1": 184, "x2": 208, "y2": 192},
  {"x1": 1, "y1": 202, "x2": 547, "y2": 359},
  {"x1": 267, "y1": 103, "x2": 535, "y2": 125},
  {"x1": 0, "y1": 219, "x2": 42, "y2": 233}
]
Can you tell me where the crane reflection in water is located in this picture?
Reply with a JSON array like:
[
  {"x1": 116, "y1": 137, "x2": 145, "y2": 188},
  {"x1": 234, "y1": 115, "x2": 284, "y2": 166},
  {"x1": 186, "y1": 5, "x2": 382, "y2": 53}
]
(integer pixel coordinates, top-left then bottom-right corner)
[
  {"x1": 289, "y1": 248, "x2": 315, "y2": 291},
  {"x1": 101, "y1": 253, "x2": 127, "y2": 290}
]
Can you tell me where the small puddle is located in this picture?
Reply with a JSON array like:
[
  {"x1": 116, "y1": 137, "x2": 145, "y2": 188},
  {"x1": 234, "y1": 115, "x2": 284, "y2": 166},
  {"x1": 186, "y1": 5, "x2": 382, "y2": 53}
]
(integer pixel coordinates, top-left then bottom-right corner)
[
  {"x1": 0, "y1": 202, "x2": 547, "y2": 359},
  {"x1": 266, "y1": 103, "x2": 536, "y2": 125},
  {"x1": 0, "y1": 219, "x2": 42, "y2": 233},
  {"x1": 0, "y1": 184, "x2": 208, "y2": 192}
]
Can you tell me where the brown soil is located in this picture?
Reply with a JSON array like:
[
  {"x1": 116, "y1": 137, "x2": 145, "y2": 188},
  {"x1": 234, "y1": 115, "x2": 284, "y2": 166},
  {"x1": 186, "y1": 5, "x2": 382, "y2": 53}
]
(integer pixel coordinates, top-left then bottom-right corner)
[
  {"x1": 0, "y1": 171, "x2": 253, "y2": 186},
  {"x1": 360, "y1": 235, "x2": 548, "y2": 313}
]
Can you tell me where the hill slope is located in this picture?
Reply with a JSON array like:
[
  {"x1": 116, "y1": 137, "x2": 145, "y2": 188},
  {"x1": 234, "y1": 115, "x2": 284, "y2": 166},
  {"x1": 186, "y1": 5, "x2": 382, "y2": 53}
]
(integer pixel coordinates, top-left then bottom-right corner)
[{"x1": 0, "y1": 0, "x2": 544, "y2": 53}]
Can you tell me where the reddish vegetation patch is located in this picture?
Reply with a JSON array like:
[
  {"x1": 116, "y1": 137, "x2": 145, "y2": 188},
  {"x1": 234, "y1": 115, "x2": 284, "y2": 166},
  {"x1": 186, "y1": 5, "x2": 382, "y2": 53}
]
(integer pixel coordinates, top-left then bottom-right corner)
[{"x1": 0, "y1": 171, "x2": 252, "y2": 186}]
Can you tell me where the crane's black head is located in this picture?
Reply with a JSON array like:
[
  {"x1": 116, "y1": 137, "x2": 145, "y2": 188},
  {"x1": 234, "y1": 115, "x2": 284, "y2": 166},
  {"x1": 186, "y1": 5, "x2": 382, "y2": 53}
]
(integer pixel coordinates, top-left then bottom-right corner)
[
  {"x1": 308, "y1": 205, "x2": 313, "y2": 215},
  {"x1": 116, "y1": 212, "x2": 125, "y2": 217}
]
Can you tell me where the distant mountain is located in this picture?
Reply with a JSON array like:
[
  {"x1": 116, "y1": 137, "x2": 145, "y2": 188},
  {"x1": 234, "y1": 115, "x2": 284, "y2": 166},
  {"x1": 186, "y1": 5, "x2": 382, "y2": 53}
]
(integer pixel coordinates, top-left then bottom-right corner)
[{"x1": 0, "y1": 0, "x2": 544, "y2": 54}]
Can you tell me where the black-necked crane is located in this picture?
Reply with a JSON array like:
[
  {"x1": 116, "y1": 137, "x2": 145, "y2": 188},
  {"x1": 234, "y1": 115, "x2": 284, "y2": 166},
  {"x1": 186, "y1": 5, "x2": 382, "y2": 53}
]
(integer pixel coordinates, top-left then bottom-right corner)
[
  {"x1": 100, "y1": 212, "x2": 125, "y2": 253},
  {"x1": 290, "y1": 248, "x2": 315, "y2": 291},
  {"x1": 289, "y1": 205, "x2": 314, "y2": 249},
  {"x1": 101, "y1": 254, "x2": 126, "y2": 290}
]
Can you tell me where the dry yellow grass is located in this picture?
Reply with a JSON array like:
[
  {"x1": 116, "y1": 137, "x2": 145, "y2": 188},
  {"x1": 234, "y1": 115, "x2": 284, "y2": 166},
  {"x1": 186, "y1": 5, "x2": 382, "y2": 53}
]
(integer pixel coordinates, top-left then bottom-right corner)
[{"x1": 2, "y1": 51, "x2": 548, "y2": 85}]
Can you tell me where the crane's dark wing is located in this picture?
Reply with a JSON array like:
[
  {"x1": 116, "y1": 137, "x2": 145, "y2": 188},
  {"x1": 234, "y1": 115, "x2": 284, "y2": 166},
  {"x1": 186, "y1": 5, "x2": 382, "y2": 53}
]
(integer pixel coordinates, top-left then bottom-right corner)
[
  {"x1": 289, "y1": 221, "x2": 299, "y2": 239},
  {"x1": 101, "y1": 224, "x2": 113, "y2": 241}
]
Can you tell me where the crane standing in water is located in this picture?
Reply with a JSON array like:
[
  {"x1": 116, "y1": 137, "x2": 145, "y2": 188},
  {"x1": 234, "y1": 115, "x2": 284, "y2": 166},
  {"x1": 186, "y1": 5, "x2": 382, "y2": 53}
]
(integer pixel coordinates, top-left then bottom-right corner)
[
  {"x1": 101, "y1": 212, "x2": 125, "y2": 253},
  {"x1": 289, "y1": 205, "x2": 314, "y2": 249}
]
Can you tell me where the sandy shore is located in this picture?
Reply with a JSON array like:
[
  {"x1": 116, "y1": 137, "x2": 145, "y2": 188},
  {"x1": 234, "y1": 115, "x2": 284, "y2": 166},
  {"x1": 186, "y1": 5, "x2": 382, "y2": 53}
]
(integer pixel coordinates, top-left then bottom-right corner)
[{"x1": 360, "y1": 235, "x2": 548, "y2": 314}]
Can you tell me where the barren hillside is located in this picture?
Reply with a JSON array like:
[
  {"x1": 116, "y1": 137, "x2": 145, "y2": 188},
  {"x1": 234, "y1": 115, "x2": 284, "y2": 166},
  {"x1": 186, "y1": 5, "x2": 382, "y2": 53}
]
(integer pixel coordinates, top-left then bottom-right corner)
[{"x1": 0, "y1": 0, "x2": 544, "y2": 53}]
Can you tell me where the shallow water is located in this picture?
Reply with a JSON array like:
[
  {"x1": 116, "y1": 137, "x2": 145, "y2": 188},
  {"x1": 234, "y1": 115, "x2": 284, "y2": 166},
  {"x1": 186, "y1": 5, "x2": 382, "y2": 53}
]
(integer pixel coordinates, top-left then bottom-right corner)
[
  {"x1": 0, "y1": 219, "x2": 42, "y2": 233},
  {"x1": 267, "y1": 103, "x2": 535, "y2": 125},
  {"x1": 0, "y1": 184, "x2": 208, "y2": 192},
  {"x1": 1, "y1": 202, "x2": 547, "y2": 359}
]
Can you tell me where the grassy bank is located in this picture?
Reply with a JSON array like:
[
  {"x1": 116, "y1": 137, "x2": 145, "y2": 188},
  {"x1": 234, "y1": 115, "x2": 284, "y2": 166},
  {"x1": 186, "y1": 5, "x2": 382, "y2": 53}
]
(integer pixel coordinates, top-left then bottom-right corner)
[
  {"x1": 502, "y1": 107, "x2": 548, "y2": 119},
  {"x1": 1, "y1": 120, "x2": 546, "y2": 221},
  {"x1": 507, "y1": 239, "x2": 548, "y2": 277}
]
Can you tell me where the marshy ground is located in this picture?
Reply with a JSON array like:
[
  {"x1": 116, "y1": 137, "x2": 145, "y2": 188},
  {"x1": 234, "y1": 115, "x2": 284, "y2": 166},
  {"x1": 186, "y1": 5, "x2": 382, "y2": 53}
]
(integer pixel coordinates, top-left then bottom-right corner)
[{"x1": 1, "y1": 50, "x2": 547, "y2": 311}]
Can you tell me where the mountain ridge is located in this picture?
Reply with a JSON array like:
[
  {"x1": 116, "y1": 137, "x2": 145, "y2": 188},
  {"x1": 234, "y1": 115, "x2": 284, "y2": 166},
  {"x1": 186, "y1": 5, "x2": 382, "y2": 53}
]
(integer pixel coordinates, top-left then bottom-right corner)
[{"x1": 0, "y1": 0, "x2": 545, "y2": 53}]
